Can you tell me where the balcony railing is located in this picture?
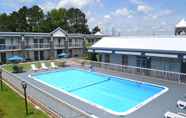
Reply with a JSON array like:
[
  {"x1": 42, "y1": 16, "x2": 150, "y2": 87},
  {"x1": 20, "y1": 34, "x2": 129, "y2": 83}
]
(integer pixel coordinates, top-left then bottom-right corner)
[
  {"x1": 54, "y1": 44, "x2": 65, "y2": 49},
  {"x1": 0, "y1": 44, "x2": 21, "y2": 51},
  {"x1": 24, "y1": 43, "x2": 50, "y2": 49},
  {"x1": 68, "y1": 43, "x2": 83, "y2": 48}
]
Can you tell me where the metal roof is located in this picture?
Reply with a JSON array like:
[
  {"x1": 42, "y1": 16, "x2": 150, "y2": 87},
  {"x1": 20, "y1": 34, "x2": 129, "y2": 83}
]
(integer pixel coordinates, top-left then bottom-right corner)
[
  {"x1": 0, "y1": 27, "x2": 106, "y2": 39},
  {"x1": 176, "y1": 19, "x2": 186, "y2": 28},
  {"x1": 91, "y1": 36, "x2": 186, "y2": 54}
]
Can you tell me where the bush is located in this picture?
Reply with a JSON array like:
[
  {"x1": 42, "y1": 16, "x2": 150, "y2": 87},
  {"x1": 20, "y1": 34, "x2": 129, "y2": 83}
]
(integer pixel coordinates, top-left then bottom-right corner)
[
  {"x1": 12, "y1": 64, "x2": 23, "y2": 73},
  {"x1": 81, "y1": 61, "x2": 85, "y2": 66},
  {"x1": 57, "y1": 61, "x2": 66, "y2": 67}
]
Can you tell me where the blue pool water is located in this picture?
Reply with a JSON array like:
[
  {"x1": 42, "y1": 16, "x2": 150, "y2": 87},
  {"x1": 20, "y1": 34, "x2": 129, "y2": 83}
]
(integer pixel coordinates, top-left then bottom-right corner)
[{"x1": 32, "y1": 68, "x2": 167, "y2": 113}]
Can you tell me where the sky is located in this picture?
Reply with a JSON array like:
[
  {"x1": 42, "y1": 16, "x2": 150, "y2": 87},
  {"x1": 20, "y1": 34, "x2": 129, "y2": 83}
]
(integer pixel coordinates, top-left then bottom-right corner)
[{"x1": 0, "y1": 0, "x2": 186, "y2": 35}]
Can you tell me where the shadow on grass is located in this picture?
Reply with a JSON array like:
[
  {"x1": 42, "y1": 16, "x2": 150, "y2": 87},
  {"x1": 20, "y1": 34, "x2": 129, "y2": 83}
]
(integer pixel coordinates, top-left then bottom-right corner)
[
  {"x1": 0, "y1": 108, "x2": 5, "y2": 118},
  {"x1": 26, "y1": 111, "x2": 34, "y2": 116}
]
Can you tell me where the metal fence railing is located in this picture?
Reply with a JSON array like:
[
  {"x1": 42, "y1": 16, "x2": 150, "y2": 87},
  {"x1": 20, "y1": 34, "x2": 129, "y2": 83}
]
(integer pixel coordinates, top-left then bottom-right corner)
[
  {"x1": 75, "y1": 59, "x2": 186, "y2": 83},
  {"x1": 1, "y1": 68, "x2": 93, "y2": 118},
  {"x1": 24, "y1": 43, "x2": 50, "y2": 49}
]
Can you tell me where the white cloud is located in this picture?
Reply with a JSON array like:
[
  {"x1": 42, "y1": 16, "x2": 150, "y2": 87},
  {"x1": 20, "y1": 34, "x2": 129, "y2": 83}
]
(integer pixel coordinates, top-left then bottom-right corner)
[
  {"x1": 40, "y1": 0, "x2": 103, "y2": 12},
  {"x1": 152, "y1": 9, "x2": 173, "y2": 19},
  {"x1": 57, "y1": 0, "x2": 102, "y2": 9},
  {"x1": 112, "y1": 8, "x2": 133, "y2": 18},
  {"x1": 104, "y1": 15, "x2": 111, "y2": 19},
  {"x1": 40, "y1": 1, "x2": 57, "y2": 12},
  {"x1": 17, "y1": 0, "x2": 33, "y2": 3},
  {"x1": 129, "y1": 0, "x2": 143, "y2": 5},
  {"x1": 137, "y1": 5, "x2": 152, "y2": 13}
]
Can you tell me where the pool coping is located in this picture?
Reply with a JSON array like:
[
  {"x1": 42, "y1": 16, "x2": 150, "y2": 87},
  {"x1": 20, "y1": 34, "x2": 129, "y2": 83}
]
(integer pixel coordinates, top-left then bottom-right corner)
[{"x1": 29, "y1": 67, "x2": 169, "y2": 117}]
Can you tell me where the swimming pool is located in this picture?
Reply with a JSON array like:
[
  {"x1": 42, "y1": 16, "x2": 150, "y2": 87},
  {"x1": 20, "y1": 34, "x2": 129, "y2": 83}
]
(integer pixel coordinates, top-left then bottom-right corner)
[{"x1": 30, "y1": 68, "x2": 168, "y2": 117}]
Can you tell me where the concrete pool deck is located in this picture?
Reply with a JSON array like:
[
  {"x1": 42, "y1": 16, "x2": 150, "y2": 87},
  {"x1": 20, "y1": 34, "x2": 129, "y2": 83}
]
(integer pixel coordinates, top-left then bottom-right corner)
[{"x1": 15, "y1": 61, "x2": 186, "y2": 118}]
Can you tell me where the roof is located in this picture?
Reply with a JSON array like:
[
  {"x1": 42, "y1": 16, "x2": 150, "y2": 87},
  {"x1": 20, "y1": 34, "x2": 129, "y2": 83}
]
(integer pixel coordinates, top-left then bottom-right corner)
[
  {"x1": 91, "y1": 36, "x2": 186, "y2": 54},
  {"x1": 176, "y1": 19, "x2": 186, "y2": 28},
  {"x1": 0, "y1": 32, "x2": 50, "y2": 37},
  {"x1": 50, "y1": 27, "x2": 67, "y2": 37}
]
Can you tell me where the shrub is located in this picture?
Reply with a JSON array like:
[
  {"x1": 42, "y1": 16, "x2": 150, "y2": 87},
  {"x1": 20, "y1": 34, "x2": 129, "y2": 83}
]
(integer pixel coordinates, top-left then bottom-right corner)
[
  {"x1": 81, "y1": 61, "x2": 85, "y2": 66},
  {"x1": 57, "y1": 61, "x2": 66, "y2": 67},
  {"x1": 12, "y1": 64, "x2": 23, "y2": 73}
]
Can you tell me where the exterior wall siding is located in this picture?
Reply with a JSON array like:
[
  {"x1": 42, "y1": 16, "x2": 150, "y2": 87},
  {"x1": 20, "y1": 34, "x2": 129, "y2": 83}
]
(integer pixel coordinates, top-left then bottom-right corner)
[
  {"x1": 100, "y1": 53, "x2": 182, "y2": 72},
  {"x1": 128, "y1": 55, "x2": 137, "y2": 66},
  {"x1": 151, "y1": 57, "x2": 181, "y2": 72},
  {"x1": 110, "y1": 54, "x2": 122, "y2": 64}
]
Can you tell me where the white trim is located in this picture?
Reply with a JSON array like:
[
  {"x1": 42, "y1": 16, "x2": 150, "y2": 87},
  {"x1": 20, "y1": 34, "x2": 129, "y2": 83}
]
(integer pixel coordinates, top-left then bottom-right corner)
[
  {"x1": 88, "y1": 49, "x2": 93, "y2": 52},
  {"x1": 184, "y1": 56, "x2": 186, "y2": 59},
  {"x1": 95, "y1": 50, "x2": 112, "y2": 54},
  {"x1": 115, "y1": 51, "x2": 141, "y2": 56},
  {"x1": 145, "y1": 53, "x2": 178, "y2": 58}
]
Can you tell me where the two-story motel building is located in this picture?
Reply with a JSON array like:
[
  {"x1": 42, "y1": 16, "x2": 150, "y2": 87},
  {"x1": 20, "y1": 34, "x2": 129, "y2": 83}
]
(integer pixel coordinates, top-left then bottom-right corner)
[{"x1": 0, "y1": 27, "x2": 103, "y2": 64}]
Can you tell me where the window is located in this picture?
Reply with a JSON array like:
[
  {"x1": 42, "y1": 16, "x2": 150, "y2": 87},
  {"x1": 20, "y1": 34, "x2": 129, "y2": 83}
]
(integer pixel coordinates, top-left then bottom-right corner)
[
  {"x1": 69, "y1": 39, "x2": 72, "y2": 47},
  {"x1": 136, "y1": 56, "x2": 151, "y2": 68},
  {"x1": 105, "y1": 54, "x2": 110, "y2": 63},
  {"x1": 58, "y1": 38, "x2": 61, "y2": 47},
  {"x1": 99, "y1": 54, "x2": 102, "y2": 62},
  {"x1": 122, "y1": 55, "x2": 128, "y2": 65}
]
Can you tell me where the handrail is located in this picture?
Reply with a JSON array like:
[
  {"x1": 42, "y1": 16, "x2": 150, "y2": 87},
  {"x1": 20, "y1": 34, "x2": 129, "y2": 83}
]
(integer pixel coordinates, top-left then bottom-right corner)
[
  {"x1": 75, "y1": 59, "x2": 186, "y2": 83},
  {"x1": 1, "y1": 67, "x2": 94, "y2": 118},
  {"x1": 78, "y1": 59, "x2": 186, "y2": 76}
]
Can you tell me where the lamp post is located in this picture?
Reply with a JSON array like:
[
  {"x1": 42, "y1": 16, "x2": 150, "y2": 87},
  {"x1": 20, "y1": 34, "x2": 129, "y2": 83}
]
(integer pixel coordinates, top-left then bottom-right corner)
[
  {"x1": 0, "y1": 77, "x2": 3, "y2": 91},
  {"x1": 0, "y1": 69, "x2": 3, "y2": 91},
  {"x1": 21, "y1": 81, "x2": 28, "y2": 115}
]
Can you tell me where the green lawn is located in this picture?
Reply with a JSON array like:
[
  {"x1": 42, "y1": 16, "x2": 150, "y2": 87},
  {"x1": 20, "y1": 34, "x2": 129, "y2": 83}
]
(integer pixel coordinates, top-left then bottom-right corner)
[{"x1": 0, "y1": 84, "x2": 48, "y2": 118}]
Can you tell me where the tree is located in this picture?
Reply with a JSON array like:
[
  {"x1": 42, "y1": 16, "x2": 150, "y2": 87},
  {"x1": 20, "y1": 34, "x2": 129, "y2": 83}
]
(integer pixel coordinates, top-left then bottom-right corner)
[
  {"x1": 0, "y1": 13, "x2": 9, "y2": 31},
  {"x1": 92, "y1": 26, "x2": 101, "y2": 34},
  {"x1": 8, "y1": 12, "x2": 19, "y2": 32},
  {"x1": 16, "y1": 6, "x2": 30, "y2": 32},
  {"x1": 66, "y1": 8, "x2": 90, "y2": 34},
  {"x1": 27, "y1": 5, "x2": 44, "y2": 32},
  {"x1": 0, "y1": 6, "x2": 91, "y2": 33},
  {"x1": 41, "y1": 8, "x2": 67, "y2": 32}
]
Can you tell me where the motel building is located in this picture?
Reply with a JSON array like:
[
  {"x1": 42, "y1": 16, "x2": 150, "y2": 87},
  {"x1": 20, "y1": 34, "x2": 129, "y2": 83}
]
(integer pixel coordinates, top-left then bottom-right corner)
[
  {"x1": 89, "y1": 19, "x2": 186, "y2": 73},
  {"x1": 0, "y1": 27, "x2": 103, "y2": 64}
]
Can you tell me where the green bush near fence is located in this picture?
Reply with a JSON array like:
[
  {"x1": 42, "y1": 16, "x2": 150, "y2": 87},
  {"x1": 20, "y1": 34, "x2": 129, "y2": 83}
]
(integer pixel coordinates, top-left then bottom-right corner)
[
  {"x1": 2, "y1": 60, "x2": 66, "y2": 73},
  {"x1": 12, "y1": 64, "x2": 24, "y2": 73}
]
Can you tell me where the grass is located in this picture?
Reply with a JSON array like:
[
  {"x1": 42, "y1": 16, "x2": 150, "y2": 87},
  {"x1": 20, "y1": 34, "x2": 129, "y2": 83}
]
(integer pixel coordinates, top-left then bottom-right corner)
[
  {"x1": 0, "y1": 84, "x2": 48, "y2": 118},
  {"x1": 3, "y1": 60, "x2": 66, "y2": 73}
]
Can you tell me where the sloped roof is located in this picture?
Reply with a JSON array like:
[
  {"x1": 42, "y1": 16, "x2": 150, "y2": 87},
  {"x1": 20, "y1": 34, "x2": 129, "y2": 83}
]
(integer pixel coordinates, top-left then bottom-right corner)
[
  {"x1": 176, "y1": 19, "x2": 186, "y2": 28},
  {"x1": 91, "y1": 36, "x2": 186, "y2": 53},
  {"x1": 50, "y1": 27, "x2": 67, "y2": 37}
]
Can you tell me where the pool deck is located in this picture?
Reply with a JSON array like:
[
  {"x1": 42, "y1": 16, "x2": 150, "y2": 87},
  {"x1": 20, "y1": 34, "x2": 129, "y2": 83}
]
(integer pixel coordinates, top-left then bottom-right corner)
[{"x1": 16, "y1": 61, "x2": 186, "y2": 118}]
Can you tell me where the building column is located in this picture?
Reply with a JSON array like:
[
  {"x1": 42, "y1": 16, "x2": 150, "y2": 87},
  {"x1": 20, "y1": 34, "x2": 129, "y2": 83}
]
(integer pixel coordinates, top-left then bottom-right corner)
[
  {"x1": 64, "y1": 36, "x2": 69, "y2": 54},
  {"x1": 49, "y1": 34, "x2": 55, "y2": 60},
  {"x1": 178, "y1": 54, "x2": 184, "y2": 73},
  {"x1": 82, "y1": 36, "x2": 87, "y2": 54},
  {"x1": 21, "y1": 35, "x2": 25, "y2": 57}
]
